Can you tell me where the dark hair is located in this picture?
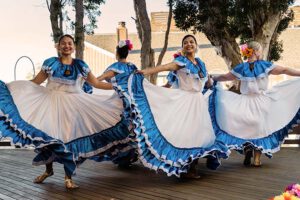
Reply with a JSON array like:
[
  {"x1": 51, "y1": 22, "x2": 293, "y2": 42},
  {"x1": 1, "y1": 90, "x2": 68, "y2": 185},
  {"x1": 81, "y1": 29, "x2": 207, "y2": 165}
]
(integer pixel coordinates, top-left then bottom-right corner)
[
  {"x1": 116, "y1": 45, "x2": 129, "y2": 59},
  {"x1": 181, "y1": 34, "x2": 198, "y2": 47},
  {"x1": 58, "y1": 34, "x2": 75, "y2": 45}
]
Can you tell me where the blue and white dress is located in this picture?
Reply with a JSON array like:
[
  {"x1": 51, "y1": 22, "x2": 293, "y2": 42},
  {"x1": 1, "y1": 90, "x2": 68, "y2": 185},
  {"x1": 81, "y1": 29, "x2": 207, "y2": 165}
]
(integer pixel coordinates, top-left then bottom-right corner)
[
  {"x1": 114, "y1": 56, "x2": 230, "y2": 177},
  {"x1": 101, "y1": 61, "x2": 139, "y2": 164},
  {"x1": 103, "y1": 62, "x2": 138, "y2": 125},
  {"x1": 212, "y1": 60, "x2": 300, "y2": 157},
  {"x1": 0, "y1": 57, "x2": 133, "y2": 176}
]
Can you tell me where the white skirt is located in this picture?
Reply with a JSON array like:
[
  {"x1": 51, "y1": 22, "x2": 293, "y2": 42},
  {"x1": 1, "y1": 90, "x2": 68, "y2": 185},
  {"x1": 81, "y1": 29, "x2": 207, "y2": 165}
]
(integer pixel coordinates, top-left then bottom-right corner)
[
  {"x1": 116, "y1": 73, "x2": 229, "y2": 177},
  {"x1": 214, "y1": 78, "x2": 300, "y2": 155},
  {"x1": 7, "y1": 80, "x2": 123, "y2": 143}
]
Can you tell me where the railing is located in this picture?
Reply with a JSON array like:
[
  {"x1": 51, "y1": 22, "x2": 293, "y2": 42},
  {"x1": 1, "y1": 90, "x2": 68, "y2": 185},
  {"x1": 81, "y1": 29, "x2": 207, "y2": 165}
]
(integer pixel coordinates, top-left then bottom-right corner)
[
  {"x1": 0, "y1": 56, "x2": 35, "y2": 148},
  {"x1": 14, "y1": 56, "x2": 35, "y2": 81}
]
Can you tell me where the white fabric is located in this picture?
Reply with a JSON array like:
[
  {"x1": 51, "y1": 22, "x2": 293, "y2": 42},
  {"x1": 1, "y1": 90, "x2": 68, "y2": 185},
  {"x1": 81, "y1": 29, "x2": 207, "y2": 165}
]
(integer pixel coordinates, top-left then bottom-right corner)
[
  {"x1": 138, "y1": 75, "x2": 215, "y2": 148},
  {"x1": 216, "y1": 78, "x2": 300, "y2": 139},
  {"x1": 7, "y1": 79, "x2": 123, "y2": 143},
  {"x1": 240, "y1": 77, "x2": 269, "y2": 95},
  {"x1": 175, "y1": 69, "x2": 207, "y2": 92}
]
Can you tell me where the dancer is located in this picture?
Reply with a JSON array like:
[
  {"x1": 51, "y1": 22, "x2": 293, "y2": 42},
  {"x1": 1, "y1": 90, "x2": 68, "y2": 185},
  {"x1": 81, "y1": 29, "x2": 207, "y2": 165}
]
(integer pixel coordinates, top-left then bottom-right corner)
[
  {"x1": 212, "y1": 41, "x2": 300, "y2": 166},
  {"x1": 96, "y1": 39, "x2": 138, "y2": 167},
  {"x1": 0, "y1": 34, "x2": 133, "y2": 189},
  {"x1": 114, "y1": 35, "x2": 229, "y2": 178}
]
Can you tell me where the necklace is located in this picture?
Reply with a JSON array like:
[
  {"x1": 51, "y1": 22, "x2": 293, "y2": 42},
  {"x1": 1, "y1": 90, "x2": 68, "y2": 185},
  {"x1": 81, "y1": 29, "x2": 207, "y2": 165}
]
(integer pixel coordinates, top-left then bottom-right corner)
[
  {"x1": 64, "y1": 66, "x2": 71, "y2": 76},
  {"x1": 59, "y1": 57, "x2": 73, "y2": 77}
]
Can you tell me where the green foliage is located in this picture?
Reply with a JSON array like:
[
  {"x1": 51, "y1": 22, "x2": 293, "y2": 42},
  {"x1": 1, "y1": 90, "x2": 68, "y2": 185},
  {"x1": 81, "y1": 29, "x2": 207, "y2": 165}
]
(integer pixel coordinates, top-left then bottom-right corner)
[
  {"x1": 83, "y1": 0, "x2": 104, "y2": 35},
  {"x1": 173, "y1": 0, "x2": 295, "y2": 61},
  {"x1": 62, "y1": 0, "x2": 105, "y2": 35},
  {"x1": 269, "y1": 40, "x2": 283, "y2": 61}
]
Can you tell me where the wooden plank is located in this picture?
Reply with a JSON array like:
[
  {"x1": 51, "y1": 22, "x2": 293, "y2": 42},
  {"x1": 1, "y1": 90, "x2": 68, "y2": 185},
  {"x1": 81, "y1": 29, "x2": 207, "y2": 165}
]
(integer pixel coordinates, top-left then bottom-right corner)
[
  {"x1": 0, "y1": 149, "x2": 299, "y2": 200},
  {"x1": 284, "y1": 140, "x2": 300, "y2": 144},
  {"x1": 0, "y1": 193, "x2": 16, "y2": 200}
]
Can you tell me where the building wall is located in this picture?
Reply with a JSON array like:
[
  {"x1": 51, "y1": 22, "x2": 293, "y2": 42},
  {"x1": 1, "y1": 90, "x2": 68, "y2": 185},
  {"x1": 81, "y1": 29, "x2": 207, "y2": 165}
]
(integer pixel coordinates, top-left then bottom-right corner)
[
  {"x1": 84, "y1": 42, "x2": 116, "y2": 75},
  {"x1": 86, "y1": 29, "x2": 300, "y2": 68},
  {"x1": 85, "y1": 9, "x2": 300, "y2": 85},
  {"x1": 290, "y1": 6, "x2": 300, "y2": 27},
  {"x1": 151, "y1": 12, "x2": 181, "y2": 32}
]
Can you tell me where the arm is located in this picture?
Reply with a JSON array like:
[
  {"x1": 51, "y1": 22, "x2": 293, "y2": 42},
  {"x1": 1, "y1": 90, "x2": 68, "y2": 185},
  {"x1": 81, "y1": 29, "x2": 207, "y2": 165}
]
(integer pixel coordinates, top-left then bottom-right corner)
[
  {"x1": 97, "y1": 70, "x2": 116, "y2": 81},
  {"x1": 212, "y1": 72, "x2": 237, "y2": 82},
  {"x1": 138, "y1": 62, "x2": 180, "y2": 75},
  {"x1": 270, "y1": 65, "x2": 300, "y2": 76},
  {"x1": 205, "y1": 74, "x2": 214, "y2": 88},
  {"x1": 163, "y1": 83, "x2": 172, "y2": 88},
  {"x1": 31, "y1": 70, "x2": 48, "y2": 85},
  {"x1": 86, "y1": 72, "x2": 113, "y2": 90}
]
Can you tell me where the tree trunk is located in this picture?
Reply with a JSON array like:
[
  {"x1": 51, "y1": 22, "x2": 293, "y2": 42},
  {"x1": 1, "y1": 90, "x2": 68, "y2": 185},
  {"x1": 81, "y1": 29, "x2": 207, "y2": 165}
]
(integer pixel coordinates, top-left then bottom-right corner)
[
  {"x1": 200, "y1": 1, "x2": 243, "y2": 90},
  {"x1": 133, "y1": 0, "x2": 156, "y2": 84},
  {"x1": 203, "y1": 30, "x2": 242, "y2": 70},
  {"x1": 75, "y1": 0, "x2": 85, "y2": 59},
  {"x1": 49, "y1": 0, "x2": 63, "y2": 43},
  {"x1": 204, "y1": 27, "x2": 242, "y2": 91},
  {"x1": 252, "y1": 13, "x2": 281, "y2": 60},
  {"x1": 156, "y1": 0, "x2": 173, "y2": 67},
  {"x1": 133, "y1": 2, "x2": 143, "y2": 44}
]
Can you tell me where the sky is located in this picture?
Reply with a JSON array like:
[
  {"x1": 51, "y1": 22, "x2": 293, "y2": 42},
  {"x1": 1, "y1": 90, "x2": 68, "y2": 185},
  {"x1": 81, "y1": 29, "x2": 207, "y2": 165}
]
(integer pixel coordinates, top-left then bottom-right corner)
[{"x1": 0, "y1": 0, "x2": 168, "y2": 82}]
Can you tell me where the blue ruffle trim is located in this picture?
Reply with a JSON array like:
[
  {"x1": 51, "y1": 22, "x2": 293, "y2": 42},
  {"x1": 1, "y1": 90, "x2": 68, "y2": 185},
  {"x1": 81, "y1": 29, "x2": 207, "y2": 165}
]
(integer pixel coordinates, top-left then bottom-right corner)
[
  {"x1": 82, "y1": 81, "x2": 93, "y2": 94},
  {"x1": 104, "y1": 62, "x2": 137, "y2": 75},
  {"x1": 0, "y1": 80, "x2": 135, "y2": 175},
  {"x1": 173, "y1": 56, "x2": 208, "y2": 80},
  {"x1": 166, "y1": 71, "x2": 179, "y2": 88},
  {"x1": 118, "y1": 73, "x2": 229, "y2": 177},
  {"x1": 110, "y1": 72, "x2": 139, "y2": 164},
  {"x1": 42, "y1": 57, "x2": 91, "y2": 80},
  {"x1": 111, "y1": 72, "x2": 134, "y2": 126},
  {"x1": 231, "y1": 60, "x2": 275, "y2": 81},
  {"x1": 209, "y1": 86, "x2": 300, "y2": 158}
]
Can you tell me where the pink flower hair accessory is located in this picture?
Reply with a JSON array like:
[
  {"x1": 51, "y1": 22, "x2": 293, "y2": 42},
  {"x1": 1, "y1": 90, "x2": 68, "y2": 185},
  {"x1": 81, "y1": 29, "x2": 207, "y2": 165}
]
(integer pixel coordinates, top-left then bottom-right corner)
[
  {"x1": 118, "y1": 40, "x2": 133, "y2": 51},
  {"x1": 125, "y1": 40, "x2": 133, "y2": 51},
  {"x1": 173, "y1": 49, "x2": 183, "y2": 58}
]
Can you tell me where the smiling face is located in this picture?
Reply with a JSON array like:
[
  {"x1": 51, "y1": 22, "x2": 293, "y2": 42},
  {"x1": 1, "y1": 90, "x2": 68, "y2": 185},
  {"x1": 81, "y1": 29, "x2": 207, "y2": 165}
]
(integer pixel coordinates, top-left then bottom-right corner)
[
  {"x1": 58, "y1": 36, "x2": 75, "y2": 56},
  {"x1": 182, "y1": 36, "x2": 198, "y2": 55}
]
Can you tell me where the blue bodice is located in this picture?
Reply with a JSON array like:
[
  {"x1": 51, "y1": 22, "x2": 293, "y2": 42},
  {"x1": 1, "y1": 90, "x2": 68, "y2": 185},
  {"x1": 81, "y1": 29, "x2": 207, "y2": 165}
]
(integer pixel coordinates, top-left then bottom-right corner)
[
  {"x1": 231, "y1": 60, "x2": 274, "y2": 81},
  {"x1": 167, "y1": 56, "x2": 208, "y2": 92},
  {"x1": 231, "y1": 60, "x2": 276, "y2": 94},
  {"x1": 104, "y1": 62, "x2": 137, "y2": 82},
  {"x1": 41, "y1": 57, "x2": 91, "y2": 93}
]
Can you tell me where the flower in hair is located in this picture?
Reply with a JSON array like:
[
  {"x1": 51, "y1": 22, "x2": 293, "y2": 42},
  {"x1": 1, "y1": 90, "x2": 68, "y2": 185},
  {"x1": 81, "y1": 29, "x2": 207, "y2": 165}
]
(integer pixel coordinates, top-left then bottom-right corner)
[
  {"x1": 125, "y1": 40, "x2": 133, "y2": 50},
  {"x1": 173, "y1": 49, "x2": 183, "y2": 58},
  {"x1": 240, "y1": 44, "x2": 254, "y2": 58},
  {"x1": 118, "y1": 40, "x2": 126, "y2": 48},
  {"x1": 118, "y1": 40, "x2": 133, "y2": 51}
]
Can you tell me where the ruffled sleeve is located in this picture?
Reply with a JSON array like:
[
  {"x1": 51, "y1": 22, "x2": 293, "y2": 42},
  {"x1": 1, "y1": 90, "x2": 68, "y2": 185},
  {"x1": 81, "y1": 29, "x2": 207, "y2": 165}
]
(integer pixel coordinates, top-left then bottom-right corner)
[
  {"x1": 41, "y1": 57, "x2": 58, "y2": 74},
  {"x1": 82, "y1": 81, "x2": 93, "y2": 94},
  {"x1": 231, "y1": 63, "x2": 245, "y2": 79},
  {"x1": 173, "y1": 56, "x2": 187, "y2": 67},
  {"x1": 166, "y1": 71, "x2": 179, "y2": 87},
  {"x1": 104, "y1": 62, "x2": 137, "y2": 74},
  {"x1": 231, "y1": 60, "x2": 275, "y2": 80},
  {"x1": 75, "y1": 59, "x2": 91, "y2": 79},
  {"x1": 173, "y1": 56, "x2": 207, "y2": 80}
]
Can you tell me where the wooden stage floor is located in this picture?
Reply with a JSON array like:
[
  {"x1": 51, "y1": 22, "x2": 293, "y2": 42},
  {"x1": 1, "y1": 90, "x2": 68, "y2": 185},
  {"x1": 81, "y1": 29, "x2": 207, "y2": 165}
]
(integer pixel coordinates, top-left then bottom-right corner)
[{"x1": 0, "y1": 148, "x2": 299, "y2": 200}]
